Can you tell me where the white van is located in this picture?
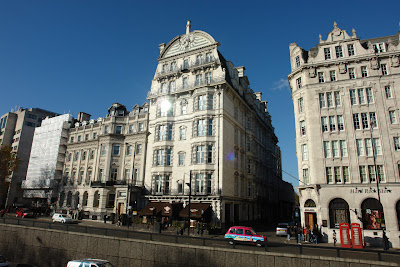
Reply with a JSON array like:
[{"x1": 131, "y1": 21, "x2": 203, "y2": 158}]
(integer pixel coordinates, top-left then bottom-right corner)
[{"x1": 66, "y1": 259, "x2": 114, "y2": 267}]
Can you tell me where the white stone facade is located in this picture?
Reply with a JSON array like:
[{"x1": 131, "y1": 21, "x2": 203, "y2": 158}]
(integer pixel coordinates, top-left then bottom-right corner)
[
  {"x1": 288, "y1": 23, "x2": 400, "y2": 248},
  {"x1": 58, "y1": 104, "x2": 149, "y2": 220},
  {"x1": 145, "y1": 21, "x2": 284, "y2": 225}
]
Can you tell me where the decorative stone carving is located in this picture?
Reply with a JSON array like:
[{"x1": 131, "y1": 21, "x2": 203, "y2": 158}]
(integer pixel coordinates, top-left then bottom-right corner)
[
  {"x1": 308, "y1": 67, "x2": 316, "y2": 78},
  {"x1": 352, "y1": 28, "x2": 357, "y2": 37},
  {"x1": 391, "y1": 55, "x2": 400, "y2": 67},
  {"x1": 338, "y1": 62, "x2": 347, "y2": 74},
  {"x1": 370, "y1": 57, "x2": 379, "y2": 70}
]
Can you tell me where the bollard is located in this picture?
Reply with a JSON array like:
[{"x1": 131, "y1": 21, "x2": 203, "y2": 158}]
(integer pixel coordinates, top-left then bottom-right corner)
[{"x1": 336, "y1": 248, "x2": 340, "y2": 258}]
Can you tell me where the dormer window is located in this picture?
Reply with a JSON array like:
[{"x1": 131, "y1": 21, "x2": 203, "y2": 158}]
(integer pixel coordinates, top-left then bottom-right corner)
[
  {"x1": 295, "y1": 56, "x2": 301, "y2": 68},
  {"x1": 347, "y1": 44, "x2": 355, "y2": 56},
  {"x1": 324, "y1": 48, "x2": 331, "y2": 60},
  {"x1": 373, "y1": 42, "x2": 386, "y2": 53},
  {"x1": 117, "y1": 110, "x2": 124, "y2": 116},
  {"x1": 335, "y1": 46, "x2": 343, "y2": 58}
]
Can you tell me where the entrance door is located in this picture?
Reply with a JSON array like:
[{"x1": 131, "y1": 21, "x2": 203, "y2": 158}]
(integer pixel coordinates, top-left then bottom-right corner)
[
  {"x1": 305, "y1": 212, "x2": 317, "y2": 228},
  {"x1": 118, "y1": 203, "x2": 125, "y2": 217}
]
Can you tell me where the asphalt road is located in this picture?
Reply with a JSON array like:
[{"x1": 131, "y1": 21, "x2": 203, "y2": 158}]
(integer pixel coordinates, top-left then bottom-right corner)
[{"x1": 2, "y1": 215, "x2": 400, "y2": 264}]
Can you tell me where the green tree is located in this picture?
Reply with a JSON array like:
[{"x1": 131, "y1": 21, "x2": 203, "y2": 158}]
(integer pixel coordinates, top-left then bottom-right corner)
[{"x1": 0, "y1": 145, "x2": 19, "y2": 208}]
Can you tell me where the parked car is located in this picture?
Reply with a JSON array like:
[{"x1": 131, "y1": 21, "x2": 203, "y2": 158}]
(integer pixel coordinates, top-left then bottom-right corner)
[
  {"x1": 52, "y1": 213, "x2": 73, "y2": 224},
  {"x1": 67, "y1": 259, "x2": 114, "y2": 267},
  {"x1": 15, "y1": 208, "x2": 34, "y2": 218},
  {"x1": 0, "y1": 254, "x2": 10, "y2": 267},
  {"x1": 276, "y1": 223, "x2": 289, "y2": 236},
  {"x1": 224, "y1": 226, "x2": 267, "y2": 247}
]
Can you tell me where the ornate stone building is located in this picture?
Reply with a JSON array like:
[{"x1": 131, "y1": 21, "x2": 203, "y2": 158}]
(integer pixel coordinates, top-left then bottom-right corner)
[
  {"x1": 288, "y1": 23, "x2": 400, "y2": 247},
  {"x1": 58, "y1": 103, "x2": 149, "y2": 219},
  {"x1": 145, "y1": 21, "x2": 286, "y2": 226}
]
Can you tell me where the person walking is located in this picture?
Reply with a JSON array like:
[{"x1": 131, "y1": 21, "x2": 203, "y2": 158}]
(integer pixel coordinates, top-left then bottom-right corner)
[
  {"x1": 297, "y1": 228, "x2": 301, "y2": 244},
  {"x1": 333, "y1": 230, "x2": 337, "y2": 246}
]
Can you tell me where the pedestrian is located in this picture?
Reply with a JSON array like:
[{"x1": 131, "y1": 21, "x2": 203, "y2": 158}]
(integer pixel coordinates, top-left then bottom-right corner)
[
  {"x1": 333, "y1": 230, "x2": 337, "y2": 246},
  {"x1": 312, "y1": 228, "x2": 317, "y2": 244},
  {"x1": 287, "y1": 225, "x2": 291, "y2": 241},
  {"x1": 302, "y1": 227, "x2": 306, "y2": 242},
  {"x1": 305, "y1": 227, "x2": 310, "y2": 243},
  {"x1": 103, "y1": 214, "x2": 107, "y2": 223},
  {"x1": 296, "y1": 226, "x2": 301, "y2": 244}
]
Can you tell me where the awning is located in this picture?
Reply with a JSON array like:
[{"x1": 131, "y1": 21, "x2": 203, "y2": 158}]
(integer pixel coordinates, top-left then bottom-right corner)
[
  {"x1": 179, "y1": 203, "x2": 211, "y2": 219},
  {"x1": 138, "y1": 202, "x2": 182, "y2": 217}
]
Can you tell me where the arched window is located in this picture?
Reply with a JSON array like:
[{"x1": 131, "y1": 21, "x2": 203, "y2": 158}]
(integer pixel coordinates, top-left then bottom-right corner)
[
  {"x1": 93, "y1": 191, "x2": 100, "y2": 208},
  {"x1": 396, "y1": 200, "x2": 400, "y2": 231},
  {"x1": 361, "y1": 198, "x2": 385, "y2": 230},
  {"x1": 304, "y1": 199, "x2": 316, "y2": 207},
  {"x1": 59, "y1": 192, "x2": 65, "y2": 207},
  {"x1": 329, "y1": 198, "x2": 350, "y2": 228},
  {"x1": 66, "y1": 191, "x2": 72, "y2": 206},
  {"x1": 82, "y1": 191, "x2": 88, "y2": 207},
  {"x1": 74, "y1": 192, "x2": 80, "y2": 208}
]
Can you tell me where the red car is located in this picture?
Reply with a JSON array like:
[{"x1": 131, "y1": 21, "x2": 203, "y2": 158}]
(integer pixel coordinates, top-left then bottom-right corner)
[{"x1": 16, "y1": 208, "x2": 34, "y2": 218}]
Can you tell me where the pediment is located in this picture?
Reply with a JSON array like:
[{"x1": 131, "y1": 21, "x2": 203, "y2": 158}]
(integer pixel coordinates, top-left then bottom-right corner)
[{"x1": 160, "y1": 30, "x2": 217, "y2": 59}]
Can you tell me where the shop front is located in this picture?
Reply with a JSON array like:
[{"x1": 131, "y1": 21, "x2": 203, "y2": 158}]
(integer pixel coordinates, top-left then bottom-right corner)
[{"x1": 299, "y1": 184, "x2": 400, "y2": 248}]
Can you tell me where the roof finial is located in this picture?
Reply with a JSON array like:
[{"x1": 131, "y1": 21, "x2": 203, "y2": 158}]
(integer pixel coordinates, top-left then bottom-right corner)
[
  {"x1": 352, "y1": 28, "x2": 356, "y2": 37},
  {"x1": 319, "y1": 34, "x2": 322, "y2": 43},
  {"x1": 186, "y1": 20, "x2": 191, "y2": 35},
  {"x1": 334, "y1": 21, "x2": 338, "y2": 29}
]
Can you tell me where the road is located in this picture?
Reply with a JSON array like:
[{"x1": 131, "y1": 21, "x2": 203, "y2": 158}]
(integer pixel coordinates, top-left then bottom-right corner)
[{"x1": 2, "y1": 215, "x2": 400, "y2": 264}]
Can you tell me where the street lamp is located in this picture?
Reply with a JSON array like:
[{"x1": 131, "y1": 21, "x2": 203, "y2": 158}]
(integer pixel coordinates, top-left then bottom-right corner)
[
  {"x1": 126, "y1": 142, "x2": 137, "y2": 215},
  {"x1": 185, "y1": 170, "x2": 192, "y2": 236},
  {"x1": 370, "y1": 121, "x2": 388, "y2": 250}
]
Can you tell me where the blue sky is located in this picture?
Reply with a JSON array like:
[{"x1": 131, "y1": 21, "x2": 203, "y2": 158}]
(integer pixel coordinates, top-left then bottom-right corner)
[{"x1": 1, "y1": 0, "x2": 400, "y2": 187}]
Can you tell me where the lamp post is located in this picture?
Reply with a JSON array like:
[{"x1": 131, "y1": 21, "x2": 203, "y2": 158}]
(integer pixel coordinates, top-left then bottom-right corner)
[
  {"x1": 185, "y1": 170, "x2": 192, "y2": 236},
  {"x1": 126, "y1": 142, "x2": 136, "y2": 215},
  {"x1": 370, "y1": 122, "x2": 388, "y2": 250}
]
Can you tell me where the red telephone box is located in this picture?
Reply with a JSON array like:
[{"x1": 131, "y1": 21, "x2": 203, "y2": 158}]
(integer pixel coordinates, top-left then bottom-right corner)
[
  {"x1": 339, "y1": 223, "x2": 351, "y2": 248},
  {"x1": 351, "y1": 223, "x2": 363, "y2": 249}
]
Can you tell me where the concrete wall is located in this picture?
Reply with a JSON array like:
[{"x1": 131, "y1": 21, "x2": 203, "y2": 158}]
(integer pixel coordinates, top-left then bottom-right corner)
[{"x1": 0, "y1": 224, "x2": 397, "y2": 267}]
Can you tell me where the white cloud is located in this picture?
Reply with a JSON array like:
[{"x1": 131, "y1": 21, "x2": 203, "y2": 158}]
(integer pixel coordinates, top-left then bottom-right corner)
[{"x1": 270, "y1": 78, "x2": 290, "y2": 91}]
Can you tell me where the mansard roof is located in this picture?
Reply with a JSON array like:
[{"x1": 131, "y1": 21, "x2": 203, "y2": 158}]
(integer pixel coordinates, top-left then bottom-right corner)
[{"x1": 159, "y1": 21, "x2": 219, "y2": 60}]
